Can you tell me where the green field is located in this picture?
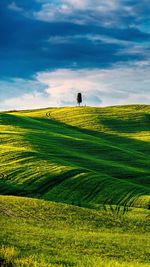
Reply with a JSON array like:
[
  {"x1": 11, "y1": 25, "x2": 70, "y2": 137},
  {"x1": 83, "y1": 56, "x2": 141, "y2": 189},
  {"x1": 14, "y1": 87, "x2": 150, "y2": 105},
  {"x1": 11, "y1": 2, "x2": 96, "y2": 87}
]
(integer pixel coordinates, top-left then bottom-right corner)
[
  {"x1": 0, "y1": 195, "x2": 150, "y2": 267},
  {"x1": 0, "y1": 105, "x2": 150, "y2": 266}
]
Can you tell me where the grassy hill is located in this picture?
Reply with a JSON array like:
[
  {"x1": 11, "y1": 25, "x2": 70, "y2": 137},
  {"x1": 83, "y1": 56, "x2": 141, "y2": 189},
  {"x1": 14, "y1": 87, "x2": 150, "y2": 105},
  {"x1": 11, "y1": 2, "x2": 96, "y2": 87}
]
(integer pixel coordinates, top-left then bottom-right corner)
[
  {"x1": 0, "y1": 105, "x2": 150, "y2": 266},
  {"x1": 0, "y1": 195, "x2": 150, "y2": 267},
  {"x1": 0, "y1": 105, "x2": 150, "y2": 208}
]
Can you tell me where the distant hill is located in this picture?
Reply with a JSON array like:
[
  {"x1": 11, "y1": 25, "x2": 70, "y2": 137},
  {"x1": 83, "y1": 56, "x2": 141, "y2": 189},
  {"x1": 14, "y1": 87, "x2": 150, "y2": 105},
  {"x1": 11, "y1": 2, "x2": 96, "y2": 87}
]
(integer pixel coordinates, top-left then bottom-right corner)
[{"x1": 0, "y1": 105, "x2": 150, "y2": 208}]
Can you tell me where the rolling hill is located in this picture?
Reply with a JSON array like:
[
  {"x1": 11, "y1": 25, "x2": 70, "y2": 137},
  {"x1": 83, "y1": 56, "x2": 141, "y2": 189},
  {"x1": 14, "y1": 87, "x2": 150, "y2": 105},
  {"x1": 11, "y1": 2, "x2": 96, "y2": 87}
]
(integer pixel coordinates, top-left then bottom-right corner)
[
  {"x1": 0, "y1": 105, "x2": 150, "y2": 208},
  {"x1": 0, "y1": 195, "x2": 150, "y2": 267}
]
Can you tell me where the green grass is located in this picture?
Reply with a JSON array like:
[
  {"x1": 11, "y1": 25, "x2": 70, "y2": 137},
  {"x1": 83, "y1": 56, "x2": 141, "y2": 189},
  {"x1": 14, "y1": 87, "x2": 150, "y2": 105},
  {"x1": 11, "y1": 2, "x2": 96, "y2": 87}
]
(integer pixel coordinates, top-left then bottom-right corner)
[
  {"x1": 0, "y1": 105, "x2": 150, "y2": 266},
  {"x1": 0, "y1": 105, "x2": 150, "y2": 207},
  {"x1": 0, "y1": 195, "x2": 150, "y2": 267}
]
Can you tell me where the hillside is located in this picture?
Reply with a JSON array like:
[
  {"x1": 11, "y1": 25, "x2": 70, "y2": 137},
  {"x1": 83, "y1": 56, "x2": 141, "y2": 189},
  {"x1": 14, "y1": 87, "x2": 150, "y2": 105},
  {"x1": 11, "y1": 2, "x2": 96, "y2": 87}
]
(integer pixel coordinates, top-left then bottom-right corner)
[
  {"x1": 0, "y1": 195, "x2": 150, "y2": 267},
  {"x1": 0, "y1": 105, "x2": 150, "y2": 208}
]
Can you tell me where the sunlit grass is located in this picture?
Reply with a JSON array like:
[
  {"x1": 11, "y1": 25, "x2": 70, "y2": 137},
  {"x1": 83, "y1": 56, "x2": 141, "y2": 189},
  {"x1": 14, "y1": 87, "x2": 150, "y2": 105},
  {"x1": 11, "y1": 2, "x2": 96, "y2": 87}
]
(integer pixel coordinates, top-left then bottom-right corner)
[
  {"x1": 0, "y1": 105, "x2": 150, "y2": 265},
  {"x1": 0, "y1": 196, "x2": 150, "y2": 266},
  {"x1": 0, "y1": 105, "x2": 150, "y2": 208}
]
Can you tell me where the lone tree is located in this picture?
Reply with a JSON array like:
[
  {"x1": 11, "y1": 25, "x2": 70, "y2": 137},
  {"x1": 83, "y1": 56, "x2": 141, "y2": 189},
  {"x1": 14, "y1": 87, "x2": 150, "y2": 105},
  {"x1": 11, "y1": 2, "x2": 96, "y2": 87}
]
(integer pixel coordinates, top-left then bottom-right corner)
[{"x1": 77, "y1": 92, "x2": 82, "y2": 106}]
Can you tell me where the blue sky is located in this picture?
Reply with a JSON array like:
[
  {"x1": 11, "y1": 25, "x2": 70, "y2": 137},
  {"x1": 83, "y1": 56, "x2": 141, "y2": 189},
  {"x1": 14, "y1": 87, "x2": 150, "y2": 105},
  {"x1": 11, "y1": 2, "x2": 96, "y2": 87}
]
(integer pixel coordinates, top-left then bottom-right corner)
[{"x1": 0, "y1": 0, "x2": 150, "y2": 110}]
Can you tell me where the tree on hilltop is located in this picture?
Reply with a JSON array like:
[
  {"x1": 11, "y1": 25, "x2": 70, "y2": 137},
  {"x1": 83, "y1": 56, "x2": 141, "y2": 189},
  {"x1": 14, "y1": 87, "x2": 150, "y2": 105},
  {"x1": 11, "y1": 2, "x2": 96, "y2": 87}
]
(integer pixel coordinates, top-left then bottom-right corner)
[{"x1": 77, "y1": 93, "x2": 82, "y2": 106}]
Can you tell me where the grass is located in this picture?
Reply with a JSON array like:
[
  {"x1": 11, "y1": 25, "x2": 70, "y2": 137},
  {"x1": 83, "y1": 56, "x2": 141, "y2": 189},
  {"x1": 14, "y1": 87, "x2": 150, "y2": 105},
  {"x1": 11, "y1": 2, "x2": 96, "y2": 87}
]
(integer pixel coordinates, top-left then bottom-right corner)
[
  {"x1": 0, "y1": 195, "x2": 150, "y2": 266},
  {"x1": 0, "y1": 105, "x2": 150, "y2": 207},
  {"x1": 0, "y1": 105, "x2": 150, "y2": 266}
]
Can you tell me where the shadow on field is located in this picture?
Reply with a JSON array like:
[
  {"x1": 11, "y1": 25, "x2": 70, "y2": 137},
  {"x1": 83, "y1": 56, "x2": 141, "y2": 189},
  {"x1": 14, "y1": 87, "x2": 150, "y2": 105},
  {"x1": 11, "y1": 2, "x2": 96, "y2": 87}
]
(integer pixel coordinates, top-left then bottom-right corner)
[
  {"x1": 1, "y1": 112, "x2": 150, "y2": 208},
  {"x1": 99, "y1": 113, "x2": 150, "y2": 133}
]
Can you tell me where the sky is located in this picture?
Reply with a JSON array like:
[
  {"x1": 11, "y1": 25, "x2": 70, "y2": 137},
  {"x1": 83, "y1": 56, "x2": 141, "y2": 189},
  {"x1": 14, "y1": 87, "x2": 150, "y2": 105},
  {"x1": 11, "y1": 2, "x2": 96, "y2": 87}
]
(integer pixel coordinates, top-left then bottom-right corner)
[{"x1": 0, "y1": 0, "x2": 150, "y2": 110}]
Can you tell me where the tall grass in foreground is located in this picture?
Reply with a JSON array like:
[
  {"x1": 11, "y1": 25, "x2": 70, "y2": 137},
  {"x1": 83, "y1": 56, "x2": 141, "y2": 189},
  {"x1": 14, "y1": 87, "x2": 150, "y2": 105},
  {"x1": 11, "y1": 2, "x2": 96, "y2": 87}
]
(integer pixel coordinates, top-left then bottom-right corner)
[
  {"x1": 0, "y1": 196, "x2": 150, "y2": 267},
  {"x1": 1, "y1": 246, "x2": 150, "y2": 267}
]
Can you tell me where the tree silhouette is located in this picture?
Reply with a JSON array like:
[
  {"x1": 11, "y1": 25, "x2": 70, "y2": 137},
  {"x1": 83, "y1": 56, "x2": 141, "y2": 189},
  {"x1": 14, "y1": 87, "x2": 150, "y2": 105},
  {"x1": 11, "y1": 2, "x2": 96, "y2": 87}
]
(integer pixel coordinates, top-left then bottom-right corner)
[{"x1": 77, "y1": 93, "x2": 82, "y2": 106}]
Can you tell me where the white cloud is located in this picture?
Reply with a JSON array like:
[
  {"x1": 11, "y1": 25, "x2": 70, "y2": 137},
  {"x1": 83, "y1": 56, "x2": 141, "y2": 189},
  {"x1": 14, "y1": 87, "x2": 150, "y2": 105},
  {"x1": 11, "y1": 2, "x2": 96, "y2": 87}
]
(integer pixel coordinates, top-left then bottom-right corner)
[
  {"x1": 36, "y1": 65, "x2": 150, "y2": 106},
  {"x1": 47, "y1": 34, "x2": 131, "y2": 45},
  {"x1": 7, "y1": 0, "x2": 149, "y2": 32},
  {"x1": 0, "y1": 92, "x2": 52, "y2": 111},
  {"x1": 1, "y1": 63, "x2": 150, "y2": 111},
  {"x1": 0, "y1": 78, "x2": 46, "y2": 99},
  {"x1": 8, "y1": 2, "x2": 23, "y2": 12},
  {"x1": 33, "y1": 0, "x2": 120, "y2": 24},
  {"x1": 33, "y1": 0, "x2": 146, "y2": 28}
]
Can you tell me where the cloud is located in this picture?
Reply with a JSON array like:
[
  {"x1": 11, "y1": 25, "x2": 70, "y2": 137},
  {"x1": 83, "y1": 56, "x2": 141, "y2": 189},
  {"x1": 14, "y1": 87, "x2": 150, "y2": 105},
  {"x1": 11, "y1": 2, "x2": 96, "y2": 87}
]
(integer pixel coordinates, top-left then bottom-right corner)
[
  {"x1": 33, "y1": 0, "x2": 119, "y2": 25},
  {"x1": 8, "y1": 2, "x2": 23, "y2": 12},
  {"x1": 1, "y1": 0, "x2": 149, "y2": 111},
  {"x1": 1, "y1": 63, "x2": 150, "y2": 111},
  {"x1": 36, "y1": 64, "x2": 150, "y2": 106},
  {"x1": 0, "y1": 78, "x2": 46, "y2": 100},
  {"x1": 0, "y1": 91, "x2": 52, "y2": 111},
  {"x1": 1, "y1": 0, "x2": 149, "y2": 80},
  {"x1": 7, "y1": 0, "x2": 149, "y2": 32},
  {"x1": 32, "y1": 0, "x2": 149, "y2": 31}
]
